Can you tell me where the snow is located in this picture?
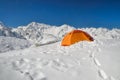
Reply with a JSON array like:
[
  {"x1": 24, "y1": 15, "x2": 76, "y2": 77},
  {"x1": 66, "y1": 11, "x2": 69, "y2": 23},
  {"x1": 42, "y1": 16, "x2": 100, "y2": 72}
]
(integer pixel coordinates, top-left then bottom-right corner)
[
  {"x1": 0, "y1": 22, "x2": 120, "y2": 80},
  {"x1": 0, "y1": 36, "x2": 31, "y2": 53},
  {"x1": 98, "y1": 69, "x2": 108, "y2": 79},
  {"x1": 12, "y1": 22, "x2": 74, "y2": 44},
  {"x1": 93, "y1": 58, "x2": 101, "y2": 66}
]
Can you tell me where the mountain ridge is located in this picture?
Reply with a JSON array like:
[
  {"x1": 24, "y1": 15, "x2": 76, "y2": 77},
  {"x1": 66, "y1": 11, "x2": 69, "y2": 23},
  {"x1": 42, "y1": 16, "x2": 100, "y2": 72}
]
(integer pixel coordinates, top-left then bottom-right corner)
[{"x1": 0, "y1": 21, "x2": 120, "y2": 53}]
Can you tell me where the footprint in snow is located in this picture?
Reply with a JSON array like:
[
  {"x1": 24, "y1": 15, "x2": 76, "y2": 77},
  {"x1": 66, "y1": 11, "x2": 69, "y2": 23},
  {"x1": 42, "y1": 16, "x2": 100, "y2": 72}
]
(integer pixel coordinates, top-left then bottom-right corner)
[
  {"x1": 89, "y1": 52, "x2": 95, "y2": 58},
  {"x1": 30, "y1": 70, "x2": 46, "y2": 80},
  {"x1": 12, "y1": 58, "x2": 30, "y2": 73},
  {"x1": 98, "y1": 69, "x2": 108, "y2": 80},
  {"x1": 96, "y1": 47, "x2": 101, "y2": 52},
  {"x1": 12, "y1": 58, "x2": 47, "y2": 80},
  {"x1": 49, "y1": 59, "x2": 69, "y2": 72},
  {"x1": 93, "y1": 58, "x2": 101, "y2": 67}
]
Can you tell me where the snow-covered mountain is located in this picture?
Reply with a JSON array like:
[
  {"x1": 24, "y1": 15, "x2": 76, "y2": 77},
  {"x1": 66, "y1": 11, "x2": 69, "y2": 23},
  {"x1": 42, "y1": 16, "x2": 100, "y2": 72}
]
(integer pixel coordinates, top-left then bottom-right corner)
[
  {"x1": 0, "y1": 22, "x2": 31, "y2": 53},
  {"x1": 0, "y1": 21, "x2": 24, "y2": 38},
  {"x1": 0, "y1": 21, "x2": 120, "y2": 53},
  {"x1": 12, "y1": 22, "x2": 75, "y2": 44},
  {"x1": 1, "y1": 21, "x2": 120, "y2": 43},
  {"x1": 80, "y1": 27, "x2": 120, "y2": 39},
  {"x1": 0, "y1": 22, "x2": 75, "y2": 52},
  {"x1": 0, "y1": 21, "x2": 14, "y2": 37},
  {"x1": 1, "y1": 21, "x2": 120, "y2": 42}
]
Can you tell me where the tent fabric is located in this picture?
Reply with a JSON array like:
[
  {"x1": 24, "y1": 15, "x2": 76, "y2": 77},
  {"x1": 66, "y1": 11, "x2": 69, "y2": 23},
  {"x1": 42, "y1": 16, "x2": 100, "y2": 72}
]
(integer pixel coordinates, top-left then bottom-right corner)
[{"x1": 61, "y1": 30, "x2": 94, "y2": 46}]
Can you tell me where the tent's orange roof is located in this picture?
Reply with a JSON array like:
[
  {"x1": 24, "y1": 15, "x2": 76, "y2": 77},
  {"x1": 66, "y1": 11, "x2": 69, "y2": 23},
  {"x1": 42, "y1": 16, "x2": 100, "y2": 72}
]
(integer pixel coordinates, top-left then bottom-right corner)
[{"x1": 61, "y1": 30, "x2": 93, "y2": 46}]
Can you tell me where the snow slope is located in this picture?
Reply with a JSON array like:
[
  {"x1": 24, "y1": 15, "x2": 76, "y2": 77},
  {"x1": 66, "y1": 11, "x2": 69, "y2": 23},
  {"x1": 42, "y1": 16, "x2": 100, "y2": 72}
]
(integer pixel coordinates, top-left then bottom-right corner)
[
  {"x1": 0, "y1": 38, "x2": 120, "y2": 80},
  {"x1": 0, "y1": 36, "x2": 31, "y2": 53},
  {"x1": 0, "y1": 22, "x2": 120, "y2": 80}
]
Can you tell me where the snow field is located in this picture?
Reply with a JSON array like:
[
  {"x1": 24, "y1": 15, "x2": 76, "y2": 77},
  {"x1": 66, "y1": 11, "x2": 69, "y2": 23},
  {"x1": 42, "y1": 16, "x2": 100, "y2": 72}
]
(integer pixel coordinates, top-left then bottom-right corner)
[
  {"x1": 9, "y1": 40, "x2": 102, "y2": 80},
  {"x1": 0, "y1": 38, "x2": 119, "y2": 80}
]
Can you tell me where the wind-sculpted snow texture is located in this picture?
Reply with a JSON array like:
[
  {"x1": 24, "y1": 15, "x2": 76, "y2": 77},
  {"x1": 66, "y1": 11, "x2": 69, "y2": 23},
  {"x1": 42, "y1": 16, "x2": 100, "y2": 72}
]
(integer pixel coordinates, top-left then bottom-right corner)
[{"x1": 0, "y1": 22, "x2": 120, "y2": 80}]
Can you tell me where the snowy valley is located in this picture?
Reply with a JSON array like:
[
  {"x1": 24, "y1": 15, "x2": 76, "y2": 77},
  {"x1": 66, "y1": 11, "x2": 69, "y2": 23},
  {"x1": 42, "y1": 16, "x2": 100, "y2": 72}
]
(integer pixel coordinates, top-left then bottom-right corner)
[{"x1": 0, "y1": 22, "x2": 120, "y2": 80}]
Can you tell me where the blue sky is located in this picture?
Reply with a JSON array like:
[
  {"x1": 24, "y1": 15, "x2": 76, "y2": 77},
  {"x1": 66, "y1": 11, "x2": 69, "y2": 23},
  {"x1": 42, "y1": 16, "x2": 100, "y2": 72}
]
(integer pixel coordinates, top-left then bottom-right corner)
[{"x1": 0, "y1": 0, "x2": 120, "y2": 29}]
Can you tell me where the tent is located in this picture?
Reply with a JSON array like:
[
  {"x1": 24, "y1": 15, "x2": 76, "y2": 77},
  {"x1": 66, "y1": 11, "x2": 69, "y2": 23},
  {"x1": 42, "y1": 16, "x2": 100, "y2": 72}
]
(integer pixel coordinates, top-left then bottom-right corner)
[{"x1": 61, "y1": 30, "x2": 94, "y2": 46}]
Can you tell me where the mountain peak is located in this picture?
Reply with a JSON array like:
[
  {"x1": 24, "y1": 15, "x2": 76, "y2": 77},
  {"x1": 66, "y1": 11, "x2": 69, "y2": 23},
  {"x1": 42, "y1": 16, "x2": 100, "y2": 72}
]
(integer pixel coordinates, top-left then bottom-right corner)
[
  {"x1": 60, "y1": 24, "x2": 72, "y2": 28},
  {"x1": 27, "y1": 22, "x2": 39, "y2": 26},
  {"x1": 26, "y1": 22, "x2": 52, "y2": 29},
  {"x1": 28, "y1": 22, "x2": 46, "y2": 27},
  {"x1": 0, "y1": 21, "x2": 5, "y2": 29}
]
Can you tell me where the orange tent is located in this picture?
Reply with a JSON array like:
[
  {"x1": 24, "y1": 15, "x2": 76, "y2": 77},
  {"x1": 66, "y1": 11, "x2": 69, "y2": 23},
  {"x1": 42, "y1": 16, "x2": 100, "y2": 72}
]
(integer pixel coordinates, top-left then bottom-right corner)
[{"x1": 61, "y1": 30, "x2": 94, "y2": 46}]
